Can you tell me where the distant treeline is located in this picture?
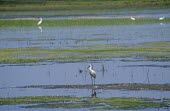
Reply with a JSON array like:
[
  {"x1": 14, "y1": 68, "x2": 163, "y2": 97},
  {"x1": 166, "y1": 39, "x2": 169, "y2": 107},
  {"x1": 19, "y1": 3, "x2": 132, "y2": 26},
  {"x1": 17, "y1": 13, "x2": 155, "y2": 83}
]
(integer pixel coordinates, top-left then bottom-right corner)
[
  {"x1": 0, "y1": 0, "x2": 144, "y2": 5},
  {"x1": 0, "y1": 0, "x2": 46, "y2": 4},
  {"x1": 1, "y1": 0, "x2": 170, "y2": 5},
  {"x1": 0, "y1": 0, "x2": 170, "y2": 11}
]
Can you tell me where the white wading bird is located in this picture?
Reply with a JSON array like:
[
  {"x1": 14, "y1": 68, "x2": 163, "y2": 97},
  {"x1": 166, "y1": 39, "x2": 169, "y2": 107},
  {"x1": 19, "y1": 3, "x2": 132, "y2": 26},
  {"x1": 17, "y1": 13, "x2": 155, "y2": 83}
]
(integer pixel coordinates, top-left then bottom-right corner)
[
  {"x1": 159, "y1": 16, "x2": 165, "y2": 20},
  {"x1": 88, "y1": 64, "x2": 96, "y2": 86},
  {"x1": 130, "y1": 16, "x2": 135, "y2": 20},
  {"x1": 37, "y1": 18, "x2": 42, "y2": 25}
]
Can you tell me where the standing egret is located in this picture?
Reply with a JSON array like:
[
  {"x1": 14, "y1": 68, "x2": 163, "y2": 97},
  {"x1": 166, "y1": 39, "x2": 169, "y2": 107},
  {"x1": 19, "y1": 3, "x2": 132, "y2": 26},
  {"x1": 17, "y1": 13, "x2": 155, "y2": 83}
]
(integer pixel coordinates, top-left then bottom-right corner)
[
  {"x1": 88, "y1": 64, "x2": 96, "y2": 86},
  {"x1": 37, "y1": 18, "x2": 42, "y2": 25},
  {"x1": 159, "y1": 16, "x2": 165, "y2": 20},
  {"x1": 130, "y1": 16, "x2": 135, "y2": 20}
]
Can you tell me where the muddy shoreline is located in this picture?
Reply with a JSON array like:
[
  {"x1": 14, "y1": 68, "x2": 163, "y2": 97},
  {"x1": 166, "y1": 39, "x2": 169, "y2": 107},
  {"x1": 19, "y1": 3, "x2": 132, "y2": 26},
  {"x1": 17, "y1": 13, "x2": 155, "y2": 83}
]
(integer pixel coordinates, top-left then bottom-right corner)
[{"x1": 19, "y1": 83, "x2": 170, "y2": 91}]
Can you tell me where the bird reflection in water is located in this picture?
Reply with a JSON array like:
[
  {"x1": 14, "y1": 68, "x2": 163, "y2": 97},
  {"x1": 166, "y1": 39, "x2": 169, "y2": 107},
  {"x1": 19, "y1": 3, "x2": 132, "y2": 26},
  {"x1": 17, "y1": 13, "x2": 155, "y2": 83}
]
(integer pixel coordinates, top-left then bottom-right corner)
[
  {"x1": 38, "y1": 26, "x2": 43, "y2": 32},
  {"x1": 91, "y1": 89, "x2": 97, "y2": 98}
]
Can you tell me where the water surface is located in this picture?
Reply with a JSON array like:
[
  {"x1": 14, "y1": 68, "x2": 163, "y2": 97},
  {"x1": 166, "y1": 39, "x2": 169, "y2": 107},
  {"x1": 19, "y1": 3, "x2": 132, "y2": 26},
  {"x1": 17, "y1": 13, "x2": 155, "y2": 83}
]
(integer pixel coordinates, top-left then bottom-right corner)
[{"x1": 0, "y1": 24, "x2": 170, "y2": 49}]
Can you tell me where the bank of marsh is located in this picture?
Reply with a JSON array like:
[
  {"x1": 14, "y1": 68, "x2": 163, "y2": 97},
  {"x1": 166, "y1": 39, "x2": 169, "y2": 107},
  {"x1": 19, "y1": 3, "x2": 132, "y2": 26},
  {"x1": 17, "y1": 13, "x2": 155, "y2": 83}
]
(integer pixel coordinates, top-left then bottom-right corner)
[
  {"x1": 1, "y1": 18, "x2": 170, "y2": 27},
  {"x1": 0, "y1": 41, "x2": 169, "y2": 64}
]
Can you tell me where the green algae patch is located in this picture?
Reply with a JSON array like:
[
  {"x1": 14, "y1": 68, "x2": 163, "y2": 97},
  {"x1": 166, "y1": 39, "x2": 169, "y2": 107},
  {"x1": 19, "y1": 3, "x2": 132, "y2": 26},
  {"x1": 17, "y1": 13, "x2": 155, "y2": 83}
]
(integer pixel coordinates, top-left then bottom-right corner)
[
  {"x1": 23, "y1": 101, "x2": 102, "y2": 109},
  {"x1": 0, "y1": 96, "x2": 82, "y2": 105},
  {"x1": 0, "y1": 41, "x2": 170, "y2": 64},
  {"x1": 1, "y1": 18, "x2": 170, "y2": 27},
  {"x1": 90, "y1": 97, "x2": 168, "y2": 110},
  {"x1": 0, "y1": 96, "x2": 169, "y2": 110}
]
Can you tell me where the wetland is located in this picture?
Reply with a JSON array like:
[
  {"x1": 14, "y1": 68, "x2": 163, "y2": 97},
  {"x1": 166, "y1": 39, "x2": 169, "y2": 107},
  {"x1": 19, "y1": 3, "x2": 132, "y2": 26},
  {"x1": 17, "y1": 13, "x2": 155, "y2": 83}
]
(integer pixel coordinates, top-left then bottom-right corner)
[{"x1": 0, "y1": 1, "x2": 170, "y2": 110}]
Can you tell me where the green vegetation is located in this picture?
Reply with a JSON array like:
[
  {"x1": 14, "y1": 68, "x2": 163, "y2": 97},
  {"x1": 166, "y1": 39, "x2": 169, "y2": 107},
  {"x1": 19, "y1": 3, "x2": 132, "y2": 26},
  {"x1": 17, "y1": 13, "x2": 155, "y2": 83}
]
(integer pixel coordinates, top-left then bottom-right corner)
[
  {"x1": 0, "y1": 0, "x2": 170, "y2": 11},
  {"x1": 0, "y1": 41, "x2": 170, "y2": 64},
  {"x1": 0, "y1": 96, "x2": 168, "y2": 110},
  {"x1": 0, "y1": 96, "x2": 81, "y2": 105},
  {"x1": 90, "y1": 97, "x2": 168, "y2": 110},
  {"x1": 1, "y1": 18, "x2": 170, "y2": 27},
  {"x1": 146, "y1": 41, "x2": 170, "y2": 47}
]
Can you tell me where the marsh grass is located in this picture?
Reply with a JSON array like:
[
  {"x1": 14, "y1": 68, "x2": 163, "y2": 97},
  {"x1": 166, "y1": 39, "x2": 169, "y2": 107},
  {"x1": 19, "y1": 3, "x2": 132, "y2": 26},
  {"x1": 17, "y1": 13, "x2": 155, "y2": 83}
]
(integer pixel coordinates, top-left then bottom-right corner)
[
  {"x1": 0, "y1": 41, "x2": 170, "y2": 63},
  {"x1": 0, "y1": 96, "x2": 168, "y2": 110},
  {"x1": 1, "y1": 18, "x2": 170, "y2": 27}
]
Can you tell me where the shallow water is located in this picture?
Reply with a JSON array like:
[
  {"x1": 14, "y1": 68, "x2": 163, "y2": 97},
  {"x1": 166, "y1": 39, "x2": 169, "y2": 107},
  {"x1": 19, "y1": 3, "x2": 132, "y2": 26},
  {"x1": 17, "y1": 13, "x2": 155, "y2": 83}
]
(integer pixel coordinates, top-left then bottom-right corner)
[
  {"x1": 1, "y1": 86, "x2": 170, "y2": 99},
  {"x1": 0, "y1": 59, "x2": 170, "y2": 87},
  {"x1": 0, "y1": 59, "x2": 170, "y2": 103},
  {"x1": 0, "y1": 24, "x2": 170, "y2": 49},
  {"x1": 0, "y1": 105, "x2": 169, "y2": 111}
]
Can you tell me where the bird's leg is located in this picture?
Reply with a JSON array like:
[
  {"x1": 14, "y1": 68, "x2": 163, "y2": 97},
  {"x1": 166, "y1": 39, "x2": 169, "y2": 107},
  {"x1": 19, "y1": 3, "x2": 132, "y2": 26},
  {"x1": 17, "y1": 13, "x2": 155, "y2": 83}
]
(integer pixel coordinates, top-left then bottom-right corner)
[
  {"x1": 94, "y1": 78, "x2": 95, "y2": 86},
  {"x1": 92, "y1": 89, "x2": 94, "y2": 94},
  {"x1": 91, "y1": 76, "x2": 93, "y2": 86}
]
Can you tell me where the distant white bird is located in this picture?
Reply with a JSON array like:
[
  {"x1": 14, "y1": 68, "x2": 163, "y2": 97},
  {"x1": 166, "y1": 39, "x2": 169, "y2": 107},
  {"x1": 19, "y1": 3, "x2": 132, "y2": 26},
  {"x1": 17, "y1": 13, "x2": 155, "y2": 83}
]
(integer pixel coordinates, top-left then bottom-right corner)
[
  {"x1": 130, "y1": 17, "x2": 135, "y2": 20},
  {"x1": 37, "y1": 18, "x2": 42, "y2": 25},
  {"x1": 159, "y1": 16, "x2": 165, "y2": 20},
  {"x1": 88, "y1": 64, "x2": 96, "y2": 86},
  {"x1": 38, "y1": 26, "x2": 42, "y2": 32}
]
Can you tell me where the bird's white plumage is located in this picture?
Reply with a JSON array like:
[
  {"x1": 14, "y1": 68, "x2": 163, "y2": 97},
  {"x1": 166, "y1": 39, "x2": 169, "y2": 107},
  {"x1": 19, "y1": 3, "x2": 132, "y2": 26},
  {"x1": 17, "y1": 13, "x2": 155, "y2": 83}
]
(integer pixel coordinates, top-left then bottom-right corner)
[
  {"x1": 159, "y1": 16, "x2": 165, "y2": 20},
  {"x1": 89, "y1": 66, "x2": 96, "y2": 78},
  {"x1": 37, "y1": 18, "x2": 42, "y2": 25},
  {"x1": 88, "y1": 64, "x2": 96, "y2": 85},
  {"x1": 130, "y1": 17, "x2": 135, "y2": 20}
]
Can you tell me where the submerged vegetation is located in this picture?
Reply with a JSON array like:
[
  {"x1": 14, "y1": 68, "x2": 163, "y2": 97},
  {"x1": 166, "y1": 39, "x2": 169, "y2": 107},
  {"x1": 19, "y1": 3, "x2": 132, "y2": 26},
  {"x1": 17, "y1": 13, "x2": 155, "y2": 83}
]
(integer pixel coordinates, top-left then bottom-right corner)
[
  {"x1": 0, "y1": 96, "x2": 169, "y2": 110},
  {"x1": 1, "y1": 18, "x2": 170, "y2": 27},
  {"x1": 0, "y1": 41, "x2": 170, "y2": 64}
]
